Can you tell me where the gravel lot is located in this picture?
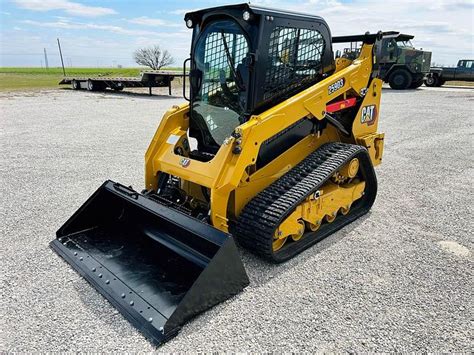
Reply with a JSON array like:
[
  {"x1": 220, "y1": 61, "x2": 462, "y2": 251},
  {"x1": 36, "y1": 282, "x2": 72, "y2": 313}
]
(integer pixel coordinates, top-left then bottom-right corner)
[{"x1": 1, "y1": 86, "x2": 473, "y2": 352}]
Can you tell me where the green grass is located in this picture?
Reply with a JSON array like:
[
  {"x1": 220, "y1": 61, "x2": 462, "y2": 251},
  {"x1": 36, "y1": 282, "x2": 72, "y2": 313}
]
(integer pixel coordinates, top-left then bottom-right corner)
[
  {"x1": 0, "y1": 67, "x2": 141, "y2": 76},
  {"x1": 0, "y1": 67, "x2": 181, "y2": 91},
  {"x1": 0, "y1": 73, "x2": 60, "y2": 91},
  {"x1": 446, "y1": 80, "x2": 474, "y2": 87},
  {"x1": 2, "y1": 67, "x2": 471, "y2": 92}
]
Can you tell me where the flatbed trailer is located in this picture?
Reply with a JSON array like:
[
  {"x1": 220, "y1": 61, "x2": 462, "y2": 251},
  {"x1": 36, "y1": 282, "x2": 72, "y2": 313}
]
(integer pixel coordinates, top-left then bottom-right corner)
[{"x1": 59, "y1": 71, "x2": 186, "y2": 95}]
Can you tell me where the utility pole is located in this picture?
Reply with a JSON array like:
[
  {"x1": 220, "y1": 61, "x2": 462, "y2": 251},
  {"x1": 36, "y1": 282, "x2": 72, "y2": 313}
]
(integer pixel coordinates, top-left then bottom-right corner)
[
  {"x1": 43, "y1": 48, "x2": 49, "y2": 69},
  {"x1": 57, "y1": 38, "x2": 66, "y2": 76}
]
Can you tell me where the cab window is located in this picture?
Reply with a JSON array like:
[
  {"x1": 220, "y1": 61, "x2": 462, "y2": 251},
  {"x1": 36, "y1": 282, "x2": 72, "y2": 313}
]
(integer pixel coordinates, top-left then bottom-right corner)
[{"x1": 264, "y1": 26, "x2": 325, "y2": 101}]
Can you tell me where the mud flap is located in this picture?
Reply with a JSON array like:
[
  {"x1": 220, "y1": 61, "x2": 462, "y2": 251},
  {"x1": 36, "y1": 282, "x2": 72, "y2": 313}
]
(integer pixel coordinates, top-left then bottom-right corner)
[{"x1": 50, "y1": 180, "x2": 249, "y2": 345}]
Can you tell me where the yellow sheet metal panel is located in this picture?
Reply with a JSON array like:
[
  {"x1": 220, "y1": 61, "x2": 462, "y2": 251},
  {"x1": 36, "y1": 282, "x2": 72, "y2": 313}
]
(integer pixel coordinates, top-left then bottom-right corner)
[
  {"x1": 143, "y1": 42, "x2": 384, "y2": 232},
  {"x1": 357, "y1": 132, "x2": 385, "y2": 166},
  {"x1": 274, "y1": 179, "x2": 366, "y2": 251},
  {"x1": 352, "y1": 78, "x2": 383, "y2": 138}
]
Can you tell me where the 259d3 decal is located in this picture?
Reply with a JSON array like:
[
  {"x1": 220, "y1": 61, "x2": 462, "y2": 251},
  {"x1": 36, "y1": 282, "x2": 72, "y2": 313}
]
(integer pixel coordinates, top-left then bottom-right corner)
[{"x1": 328, "y1": 78, "x2": 345, "y2": 95}]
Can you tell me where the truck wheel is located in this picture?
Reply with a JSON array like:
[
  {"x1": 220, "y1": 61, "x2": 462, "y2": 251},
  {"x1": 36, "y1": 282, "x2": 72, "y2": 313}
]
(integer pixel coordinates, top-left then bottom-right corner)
[
  {"x1": 87, "y1": 79, "x2": 96, "y2": 91},
  {"x1": 388, "y1": 69, "x2": 412, "y2": 90},
  {"x1": 71, "y1": 80, "x2": 80, "y2": 90},
  {"x1": 409, "y1": 79, "x2": 424, "y2": 89},
  {"x1": 424, "y1": 75, "x2": 439, "y2": 87}
]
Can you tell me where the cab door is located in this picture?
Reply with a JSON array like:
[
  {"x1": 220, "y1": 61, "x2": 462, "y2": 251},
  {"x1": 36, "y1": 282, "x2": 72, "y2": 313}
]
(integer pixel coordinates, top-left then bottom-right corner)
[
  {"x1": 465, "y1": 60, "x2": 474, "y2": 80},
  {"x1": 455, "y1": 60, "x2": 470, "y2": 80}
]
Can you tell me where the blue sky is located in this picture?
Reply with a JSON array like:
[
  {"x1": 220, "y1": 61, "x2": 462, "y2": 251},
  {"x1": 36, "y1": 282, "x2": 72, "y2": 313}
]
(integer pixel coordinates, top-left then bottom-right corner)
[{"x1": 0, "y1": 0, "x2": 473, "y2": 67}]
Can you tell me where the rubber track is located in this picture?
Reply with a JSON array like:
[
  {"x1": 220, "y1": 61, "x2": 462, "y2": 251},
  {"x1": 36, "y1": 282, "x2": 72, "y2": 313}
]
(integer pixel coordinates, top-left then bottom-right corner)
[{"x1": 233, "y1": 142, "x2": 377, "y2": 262}]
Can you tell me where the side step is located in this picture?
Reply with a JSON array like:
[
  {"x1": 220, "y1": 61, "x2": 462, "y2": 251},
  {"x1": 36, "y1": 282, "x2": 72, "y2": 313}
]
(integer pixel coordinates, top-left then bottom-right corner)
[{"x1": 50, "y1": 180, "x2": 249, "y2": 345}]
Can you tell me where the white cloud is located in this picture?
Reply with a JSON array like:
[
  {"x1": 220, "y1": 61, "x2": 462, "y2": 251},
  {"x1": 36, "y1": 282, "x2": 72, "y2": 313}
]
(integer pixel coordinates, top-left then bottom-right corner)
[
  {"x1": 13, "y1": 0, "x2": 116, "y2": 17},
  {"x1": 427, "y1": 0, "x2": 474, "y2": 11},
  {"x1": 168, "y1": 8, "x2": 198, "y2": 16},
  {"x1": 1, "y1": 11, "x2": 12, "y2": 15},
  {"x1": 251, "y1": 0, "x2": 474, "y2": 65},
  {"x1": 22, "y1": 19, "x2": 157, "y2": 36},
  {"x1": 8, "y1": 0, "x2": 473, "y2": 66},
  {"x1": 129, "y1": 17, "x2": 180, "y2": 27},
  {"x1": 1, "y1": 22, "x2": 191, "y2": 67},
  {"x1": 21, "y1": 19, "x2": 192, "y2": 50}
]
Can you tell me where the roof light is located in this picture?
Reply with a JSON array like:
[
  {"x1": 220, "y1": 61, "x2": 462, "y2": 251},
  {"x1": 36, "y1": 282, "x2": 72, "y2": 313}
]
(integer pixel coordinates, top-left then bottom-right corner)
[
  {"x1": 243, "y1": 10, "x2": 251, "y2": 21},
  {"x1": 186, "y1": 19, "x2": 193, "y2": 28}
]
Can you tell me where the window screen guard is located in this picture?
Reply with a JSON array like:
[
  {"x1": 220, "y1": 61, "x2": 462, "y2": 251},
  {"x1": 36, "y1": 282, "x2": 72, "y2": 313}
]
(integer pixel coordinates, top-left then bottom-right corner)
[{"x1": 264, "y1": 26, "x2": 325, "y2": 101}]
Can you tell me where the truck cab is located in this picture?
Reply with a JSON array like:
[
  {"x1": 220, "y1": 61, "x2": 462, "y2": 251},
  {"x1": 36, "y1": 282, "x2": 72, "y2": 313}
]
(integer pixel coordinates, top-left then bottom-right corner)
[
  {"x1": 335, "y1": 32, "x2": 431, "y2": 89},
  {"x1": 425, "y1": 59, "x2": 474, "y2": 87},
  {"x1": 377, "y1": 33, "x2": 431, "y2": 89},
  {"x1": 455, "y1": 60, "x2": 474, "y2": 80}
]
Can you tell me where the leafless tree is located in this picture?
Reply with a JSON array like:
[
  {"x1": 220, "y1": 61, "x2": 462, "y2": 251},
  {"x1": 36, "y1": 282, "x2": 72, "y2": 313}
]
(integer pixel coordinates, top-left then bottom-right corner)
[{"x1": 133, "y1": 45, "x2": 174, "y2": 70}]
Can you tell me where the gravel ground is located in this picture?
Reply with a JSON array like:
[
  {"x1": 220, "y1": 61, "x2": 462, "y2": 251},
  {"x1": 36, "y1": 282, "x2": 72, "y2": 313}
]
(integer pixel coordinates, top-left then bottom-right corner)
[{"x1": 1, "y1": 86, "x2": 473, "y2": 352}]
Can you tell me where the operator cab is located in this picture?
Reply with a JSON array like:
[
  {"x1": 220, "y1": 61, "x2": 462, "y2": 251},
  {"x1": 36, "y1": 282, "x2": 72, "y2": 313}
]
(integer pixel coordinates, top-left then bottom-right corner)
[{"x1": 184, "y1": 4, "x2": 335, "y2": 156}]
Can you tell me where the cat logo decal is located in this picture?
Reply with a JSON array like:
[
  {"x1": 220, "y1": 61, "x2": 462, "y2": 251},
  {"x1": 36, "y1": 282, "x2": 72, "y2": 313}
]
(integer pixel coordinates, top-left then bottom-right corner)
[{"x1": 361, "y1": 105, "x2": 377, "y2": 125}]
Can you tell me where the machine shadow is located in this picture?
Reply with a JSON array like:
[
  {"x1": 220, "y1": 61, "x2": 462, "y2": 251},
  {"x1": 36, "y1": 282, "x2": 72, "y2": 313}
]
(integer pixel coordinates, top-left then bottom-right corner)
[
  {"x1": 381, "y1": 87, "x2": 423, "y2": 93},
  {"x1": 68, "y1": 212, "x2": 371, "y2": 349},
  {"x1": 152, "y1": 214, "x2": 375, "y2": 347},
  {"x1": 60, "y1": 87, "x2": 183, "y2": 100},
  {"x1": 238, "y1": 213, "x2": 372, "y2": 288},
  {"x1": 72, "y1": 274, "x2": 138, "y2": 333}
]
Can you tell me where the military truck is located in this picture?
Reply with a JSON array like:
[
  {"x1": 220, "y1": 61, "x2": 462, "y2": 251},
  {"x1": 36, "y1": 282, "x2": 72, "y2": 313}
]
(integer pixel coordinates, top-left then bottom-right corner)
[
  {"x1": 425, "y1": 59, "x2": 474, "y2": 87},
  {"x1": 336, "y1": 32, "x2": 431, "y2": 90}
]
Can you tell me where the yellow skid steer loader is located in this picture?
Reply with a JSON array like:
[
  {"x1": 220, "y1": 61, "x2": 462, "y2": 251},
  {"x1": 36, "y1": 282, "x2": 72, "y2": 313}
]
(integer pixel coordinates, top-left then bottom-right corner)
[{"x1": 51, "y1": 3, "x2": 385, "y2": 346}]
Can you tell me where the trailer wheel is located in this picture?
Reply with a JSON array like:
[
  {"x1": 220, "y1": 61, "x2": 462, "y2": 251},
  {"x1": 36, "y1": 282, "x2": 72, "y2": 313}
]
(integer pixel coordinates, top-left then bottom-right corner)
[
  {"x1": 113, "y1": 86, "x2": 124, "y2": 91},
  {"x1": 87, "y1": 79, "x2": 96, "y2": 91},
  {"x1": 71, "y1": 80, "x2": 80, "y2": 90},
  {"x1": 424, "y1": 75, "x2": 439, "y2": 87},
  {"x1": 388, "y1": 69, "x2": 412, "y2": 90}
]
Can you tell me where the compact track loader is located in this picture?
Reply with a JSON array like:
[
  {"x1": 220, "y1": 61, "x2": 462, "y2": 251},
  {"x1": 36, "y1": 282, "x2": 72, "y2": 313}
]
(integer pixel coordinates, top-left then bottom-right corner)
[{"x1": 51, "y1": 4, "x2": 385, "y2": 346}]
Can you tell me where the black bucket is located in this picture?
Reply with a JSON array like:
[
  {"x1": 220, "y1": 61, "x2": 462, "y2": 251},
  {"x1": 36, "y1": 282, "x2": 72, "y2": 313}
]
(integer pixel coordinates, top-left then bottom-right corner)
[{"x1": 50, "y1": 180, "x2": 249, "y2": 345}]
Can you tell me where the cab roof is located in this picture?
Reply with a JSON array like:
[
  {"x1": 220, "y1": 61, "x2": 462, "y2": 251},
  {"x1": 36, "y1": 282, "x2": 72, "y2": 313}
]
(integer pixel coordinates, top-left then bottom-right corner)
[
  {"x1": 184, "y1": 3, "x2": 325, "y2": 23},
  {"x1": 384, "y1": 31, "x2": 414, "y2": 41}
]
